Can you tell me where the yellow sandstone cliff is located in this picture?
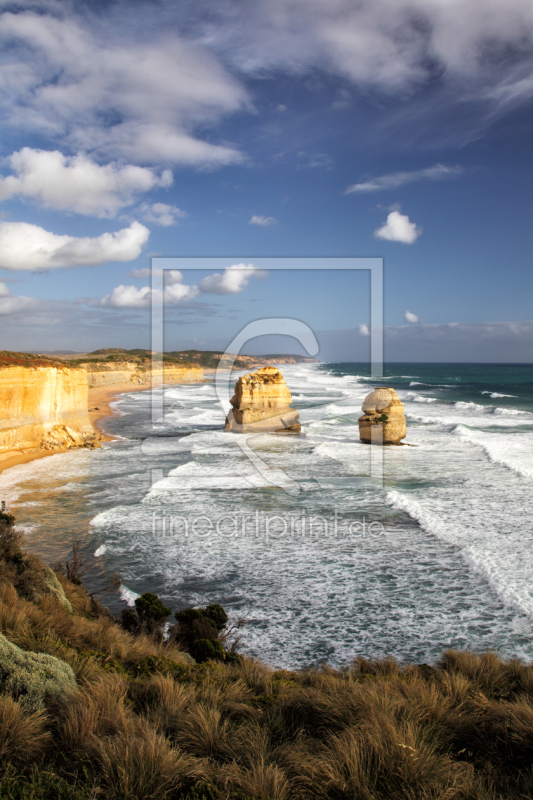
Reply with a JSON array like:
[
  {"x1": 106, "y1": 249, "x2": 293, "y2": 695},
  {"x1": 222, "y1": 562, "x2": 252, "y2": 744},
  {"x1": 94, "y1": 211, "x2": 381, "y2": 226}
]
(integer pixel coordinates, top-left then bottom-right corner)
[
  {"x1": 0, "y1": 363, "x2": 96, "y2": 459},
  {"x1": 0, "y1": 352, "x2": 204, "y2": 465},
  {"x1": 81, "y1": 361, "x2": 204, "y2": 387},
  {"x1": 225, "y1": 366, "x2": 301, "y2": 433}
]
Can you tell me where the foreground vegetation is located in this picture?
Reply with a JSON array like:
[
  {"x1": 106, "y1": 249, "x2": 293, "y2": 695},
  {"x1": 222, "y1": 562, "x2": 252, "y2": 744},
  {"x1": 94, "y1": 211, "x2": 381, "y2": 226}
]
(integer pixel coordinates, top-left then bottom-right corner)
[{"x1": 1, "y1": 514, "x2": 533, "y2": 798}]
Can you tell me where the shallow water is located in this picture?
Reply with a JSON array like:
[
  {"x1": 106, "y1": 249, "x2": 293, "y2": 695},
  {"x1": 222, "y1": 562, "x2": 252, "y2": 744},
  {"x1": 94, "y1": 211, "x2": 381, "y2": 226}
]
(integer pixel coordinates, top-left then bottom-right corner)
[{"x1": 2, "y1": 362, "x2": 533, "y2": 668}]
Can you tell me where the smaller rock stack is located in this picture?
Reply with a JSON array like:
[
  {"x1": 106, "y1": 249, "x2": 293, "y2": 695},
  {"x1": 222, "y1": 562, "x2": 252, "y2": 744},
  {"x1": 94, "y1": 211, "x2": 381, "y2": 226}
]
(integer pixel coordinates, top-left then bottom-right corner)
[
  {"x1": 225, "y1": 366, "x2": 301, "y2": 433},
  {"x1": 358, "y1": 387, "x2": 407, "y2": 444}
]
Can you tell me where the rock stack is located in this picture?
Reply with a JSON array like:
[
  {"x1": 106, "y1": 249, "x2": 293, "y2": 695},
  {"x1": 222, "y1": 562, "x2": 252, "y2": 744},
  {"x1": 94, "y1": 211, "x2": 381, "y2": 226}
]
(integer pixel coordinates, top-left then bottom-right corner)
[
  {"x1": 358, "y1": 387, "x2": 407, "y2": 445},
  {"x1": 225, "y1": 366, "x2": 301, "y2": 433}
]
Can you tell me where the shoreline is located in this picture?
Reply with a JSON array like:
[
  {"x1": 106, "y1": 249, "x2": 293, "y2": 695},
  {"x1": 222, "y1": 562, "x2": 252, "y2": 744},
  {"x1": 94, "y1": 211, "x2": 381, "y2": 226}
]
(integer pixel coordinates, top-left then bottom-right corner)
[{"x1": 0, "y1": 377, "x2": 208, "y2": 477}]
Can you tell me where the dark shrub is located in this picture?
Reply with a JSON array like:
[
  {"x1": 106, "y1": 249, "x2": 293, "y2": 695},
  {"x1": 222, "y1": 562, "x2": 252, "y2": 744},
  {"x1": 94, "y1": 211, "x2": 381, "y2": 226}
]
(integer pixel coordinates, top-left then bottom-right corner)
[
  {"x1": 134, "y1": 592, "x2": 171, "y2": 623},
  {"x1": 173, "y1": 604, "x2": 230, "y2": 663},
  {"x1": 121, "y1": 593, "x2": 171, "y2": 642}
]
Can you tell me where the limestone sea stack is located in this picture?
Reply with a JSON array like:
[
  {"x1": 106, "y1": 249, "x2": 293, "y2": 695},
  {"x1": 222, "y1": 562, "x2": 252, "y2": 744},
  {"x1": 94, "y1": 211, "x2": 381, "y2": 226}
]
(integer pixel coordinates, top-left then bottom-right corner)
[
  {"x1": 358, "y1": 387, "x2": 407, "y2": 445},
  {"x1": 225, "y1": 366, "x2": 301, "y2": 433}
]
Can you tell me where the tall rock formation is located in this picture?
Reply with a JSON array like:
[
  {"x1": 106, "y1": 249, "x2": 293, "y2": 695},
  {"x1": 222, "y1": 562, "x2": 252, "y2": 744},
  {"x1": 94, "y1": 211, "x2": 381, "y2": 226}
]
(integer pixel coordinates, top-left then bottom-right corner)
[
  {"x1": 0, "y1": 364, "x2": 96, "y2": 457},
  {"x1": 358, "y1": 387, "x2": 407, "y2": 444},
  {"x1": 225, "y1": 366, "x2": 301, "y2": 433}
]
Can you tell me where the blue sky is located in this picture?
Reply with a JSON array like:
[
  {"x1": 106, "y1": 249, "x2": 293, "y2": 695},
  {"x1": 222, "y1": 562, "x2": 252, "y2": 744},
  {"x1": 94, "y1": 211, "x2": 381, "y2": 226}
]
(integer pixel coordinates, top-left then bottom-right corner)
[{"x1": 0, "y1": 0, "x2": 532, "y2": 360}]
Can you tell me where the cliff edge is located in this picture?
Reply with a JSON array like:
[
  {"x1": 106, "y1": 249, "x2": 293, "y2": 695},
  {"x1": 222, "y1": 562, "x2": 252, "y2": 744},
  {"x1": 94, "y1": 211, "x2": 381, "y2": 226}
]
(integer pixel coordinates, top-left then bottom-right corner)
[{"x1": 0, "y1": 352, "x2": 97, "y2": 461}]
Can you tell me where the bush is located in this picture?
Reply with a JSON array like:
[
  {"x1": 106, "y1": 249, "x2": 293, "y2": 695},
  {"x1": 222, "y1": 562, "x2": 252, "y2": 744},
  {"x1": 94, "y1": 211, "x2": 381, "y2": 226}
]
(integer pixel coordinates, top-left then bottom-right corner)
[
  {"x1": 174, "y1": 605, "x2": 231, "y2": 663},
  {"x1": 0, "y1": 511, "x2": 22, "y2": 560},
  {"x1": 121, "y1": 592, "x2": 172, "y2": 643},
  {"x1": 135, "y1": 592, "x2": 171, "y2": 623},
  {"x1": 0, "y1": 632, "x2": 77, "y2": 711}
]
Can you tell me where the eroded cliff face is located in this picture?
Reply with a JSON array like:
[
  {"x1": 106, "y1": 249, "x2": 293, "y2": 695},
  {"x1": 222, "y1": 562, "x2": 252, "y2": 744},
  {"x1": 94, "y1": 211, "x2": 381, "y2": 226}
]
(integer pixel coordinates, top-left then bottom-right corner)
[
  {"x1": 0, "y1": 365, "x2": 96, "y2": 457},
  {"x1": 81, "y1": 361, "x2": 204, "y2": 387},
  {"x1": 225, "y1": 366, "x2": 301, "y2": 433}
]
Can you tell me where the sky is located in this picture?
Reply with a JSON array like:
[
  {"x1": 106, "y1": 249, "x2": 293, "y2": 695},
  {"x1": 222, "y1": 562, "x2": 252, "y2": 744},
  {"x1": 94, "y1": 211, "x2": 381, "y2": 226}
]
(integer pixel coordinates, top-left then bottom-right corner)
[{"x1": 0, "y1": 0, "x2": 532, "y2": 361}]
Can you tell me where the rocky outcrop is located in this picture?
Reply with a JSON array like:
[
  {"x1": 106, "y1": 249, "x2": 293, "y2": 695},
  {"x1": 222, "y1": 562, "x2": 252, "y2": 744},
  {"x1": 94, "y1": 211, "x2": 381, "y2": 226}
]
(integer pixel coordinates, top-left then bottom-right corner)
[
  {"x1": 0, "y1": 365, "x2": 97, "y2": 458},
  {"x1": 358, "y1": 388, "x2": 407, "y2": 445},
  {"x1": 0, "y1": 632, "x2": 77, "y2": 710},
  {"x1": 225, "y1": 366, "x2": 300, "y2": 433},
  {"x1": 81, "y1": 361, "x2": 204, "y2": 387}
]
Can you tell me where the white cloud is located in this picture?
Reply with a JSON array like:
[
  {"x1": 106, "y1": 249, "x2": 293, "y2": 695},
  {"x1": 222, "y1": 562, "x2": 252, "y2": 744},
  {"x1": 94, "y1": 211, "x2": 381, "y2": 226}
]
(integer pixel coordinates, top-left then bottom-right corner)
[
  {"x1": 0, "y1": 220, "x2": 149, "y2": 270},
  {"x1": 208, "y1": 0, "x2": 533, "y2": 104},
  {"x1": 129, "y1": 268, "x2": 186, "y2": 283},
  {"x1": 346, "y1": 164, "x2": 464, "y2": 193},
  {"x1": 138, "y1": 202, "x2": 187, "y2": 227},
  {"x1": 100, "y1": 284, "x2": 152, "y2": 308},
  {"x1": 0, "y1": 295, "x2": 37, "y2": 315},
  {"x1": 374, "y1": 211, "x2": 421, "y2": 244},
  {"x1": 405, "y1": 310, "x2": 419, "y2": 323},
  {"x1": 359, "y1": 323, "x2": 370, "y2": 336},
  {"x1": 165, "y1": 270, "x2": 186, "y2": 285},
  {"x1": 0, "y1": 282, "x2": 10, "y2": 297},
  {"x1": 0, "y1": 10, "x2": 248, "y2": 166},
  {"x1": 199, "y1": 263, "x2": 268, "y2": 294},
  {"x1": 0, "y1": 148, "x2": 172, "y2": 217},
  {"x1": 249, "y1": 215, "x2": 278, "y2": 226},
  {"x1": 164, "y1": 283, "x2": 200, "y2": 303},
  {"x1": 100, "y1": 279, "x2": 199, "y2": 308}
]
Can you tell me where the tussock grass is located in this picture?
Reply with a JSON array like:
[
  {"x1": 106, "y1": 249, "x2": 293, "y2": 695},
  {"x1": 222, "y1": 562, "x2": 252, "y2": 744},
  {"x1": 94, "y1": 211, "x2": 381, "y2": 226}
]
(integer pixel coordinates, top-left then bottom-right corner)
[{"x1": 3, "y1": 534, "x2": 533, "y2": 797}]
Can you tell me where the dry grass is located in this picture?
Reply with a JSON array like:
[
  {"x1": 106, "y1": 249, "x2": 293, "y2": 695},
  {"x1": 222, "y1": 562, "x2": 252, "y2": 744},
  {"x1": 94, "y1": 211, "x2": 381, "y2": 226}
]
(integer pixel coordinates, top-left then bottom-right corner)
[{"x1": 3, "y1": 546, "x2": 533, "y2": 797}]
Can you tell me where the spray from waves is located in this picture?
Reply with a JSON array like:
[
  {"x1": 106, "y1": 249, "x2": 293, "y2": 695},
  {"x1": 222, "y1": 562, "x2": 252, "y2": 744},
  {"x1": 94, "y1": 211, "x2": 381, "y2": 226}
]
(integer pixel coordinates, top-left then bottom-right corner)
[
  {"x1": 454, "y1": 427, "x2": 533, "y2": 478},
  {"x1": 119, "y1": 584, "x2": 139, "y2": 606},
  {"x1": 94, "y1": 544, "x2": 107, "y2": 557},
  {"x1": 410, "y1": 382, "x2": 428, "y2": 386},
  {"x1": 454, "y1": 401, "x2": 485, "y2": 411},
  {"x1": 385, "y1": 489, "x2": 533, "y2": 618},
  {"x1": 482, "y1": 391, "x2": 517, "y2": 398},
  {"x1": 492, "y1": 407, "x2": 532, "y2": 417}
]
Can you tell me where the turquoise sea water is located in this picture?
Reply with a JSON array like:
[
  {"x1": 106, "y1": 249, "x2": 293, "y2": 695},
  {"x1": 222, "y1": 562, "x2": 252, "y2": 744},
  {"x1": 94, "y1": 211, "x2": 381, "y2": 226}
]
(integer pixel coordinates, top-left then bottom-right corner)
[{"x1": 1, "y1": 362, "x2": 533, "y2": 668}]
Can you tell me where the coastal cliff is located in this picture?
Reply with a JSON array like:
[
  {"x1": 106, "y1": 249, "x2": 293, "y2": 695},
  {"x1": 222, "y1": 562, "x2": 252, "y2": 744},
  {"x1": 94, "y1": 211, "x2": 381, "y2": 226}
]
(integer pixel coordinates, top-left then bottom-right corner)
[
  {"x1": 81, "y1": 361, "x2": 204, "y2": 387},
  {"x1": 0, "y1": 353, "x2": 96, "y2": 459}
]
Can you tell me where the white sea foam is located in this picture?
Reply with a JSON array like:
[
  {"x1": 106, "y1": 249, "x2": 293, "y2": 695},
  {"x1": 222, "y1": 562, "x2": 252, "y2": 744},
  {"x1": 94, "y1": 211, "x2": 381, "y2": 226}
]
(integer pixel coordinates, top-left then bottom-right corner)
[
  {"x1": 455, "y1": 427, "x2": 533, "y2": 478},
  {"x1": 94, "y1": 544, "x2": 107, "y2": 557},
  {"x1": 5, "y1": 361, "x2": 533, "y2": 668},
  {"x1": 481, "y1": 391, "x2": 517, "y2": 398},
  {"x1": 119, "y1": 584, "x2": 139, "y2": 606}
]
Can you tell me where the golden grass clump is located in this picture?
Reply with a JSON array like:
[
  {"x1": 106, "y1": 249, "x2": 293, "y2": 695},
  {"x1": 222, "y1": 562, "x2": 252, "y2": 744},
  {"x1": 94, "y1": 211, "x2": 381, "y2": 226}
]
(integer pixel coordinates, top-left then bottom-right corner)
[{"x1": 4, "y1": 529, "x2": 533, "y2": 797}]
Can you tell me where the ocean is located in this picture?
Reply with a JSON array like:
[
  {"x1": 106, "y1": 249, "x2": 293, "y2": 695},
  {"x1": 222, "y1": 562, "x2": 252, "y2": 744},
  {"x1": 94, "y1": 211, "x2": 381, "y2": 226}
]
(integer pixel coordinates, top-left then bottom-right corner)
[{"x1": 2, "y1": 362, "x2": 533, "y2": 669}]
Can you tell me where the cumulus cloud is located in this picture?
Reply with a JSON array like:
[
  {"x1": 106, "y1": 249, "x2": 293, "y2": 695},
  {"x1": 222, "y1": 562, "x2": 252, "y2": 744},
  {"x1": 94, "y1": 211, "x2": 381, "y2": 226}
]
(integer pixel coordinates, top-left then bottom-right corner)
[
  {"x1": 359, "y1": 323, "x2": 370, "y2": 336},
  {"x1": 249, "y1": 215, "x2": 278, "y2": 226},
  {"x1": 100, "y1": 285, "x2": 152, "y2": 308},
  {"x1": 0, "y1": 282, "x2": 10, "y2": 297},
  {"x1": 138, "y1": 202, "x2": 187, "y2": 226},
  {"x1": 374, "y1": 211, "x2": 421, "y2": 244},
  {"x1": 0, "y1": 221, "x2": 149, "y2": 270},
  {"x1": 100, "y1": 279, "x2": 199, "y2": 308},
  {"x1": 405, "y1": 310, "x2": 419, "y2": 323},
  {"x1": 0, "y1": 148, "x2": 172, "y2": 217},
  {"x1": 0, "y1": 9, "x2": 247, "y2": 166},
  {"x1": 346, "y1": 164, "x2": 464, "y2": 193},
  {"x1": 199, "y1": 263, "x2": 268, "y2": 294}
]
